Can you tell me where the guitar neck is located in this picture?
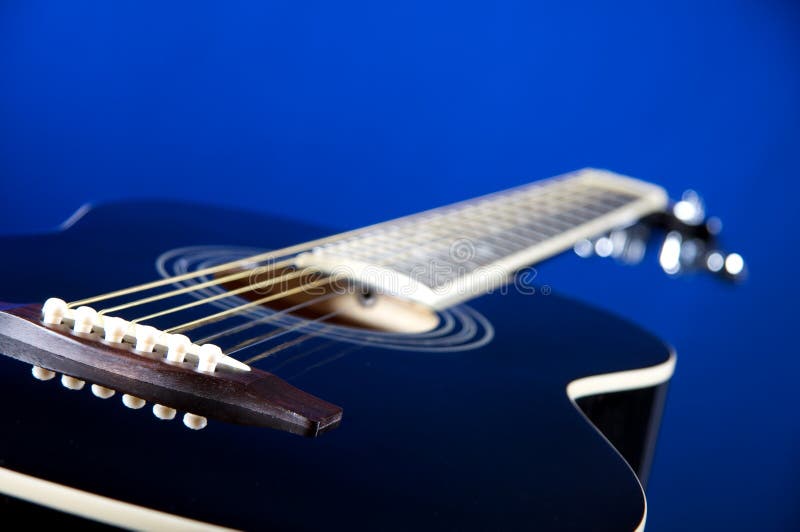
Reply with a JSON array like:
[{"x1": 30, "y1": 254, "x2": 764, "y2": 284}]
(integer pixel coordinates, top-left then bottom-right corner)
[{"x1": 297, "y1": 168, "x2": 668, "y2": 308}]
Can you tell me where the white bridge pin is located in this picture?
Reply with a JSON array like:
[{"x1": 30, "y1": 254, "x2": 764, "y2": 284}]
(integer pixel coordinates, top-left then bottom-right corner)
[
  {"x1": 134, "y1": 325, "x2": 159, "y2": 353},
  {"x1": 197, "y1": 344, "x2": 222, "y2": 373},
  {"x1": 122, "y1": 394, "x2": 146, "y2": 409},
  {"x1": 183, "y1": 413, "x2": 207, "y2": 430},
  {"x1": 103, "y1": 317, "x2": 129, "y2": 344},
  {"x1": 153, "y1": 404, "x2": 176, "y2": 421},
  {"x1": 91, "y1": 384, "x2": 115, "y2": 399},
  {"x1": 41, "y1": 298, "x2": 68, "y2": 325},
  {"x1": 72, "y1": 306, "x2": 98, "y2": 334},
  {"x1": 31, "y1": 366, "x2": 55, "y2": 381},
  {"x1": 166, "y1": 334, "x2": 190, "y2": 363},
  {"x1": 61, "y1": 375, "x2": 85, "y2": 390}
]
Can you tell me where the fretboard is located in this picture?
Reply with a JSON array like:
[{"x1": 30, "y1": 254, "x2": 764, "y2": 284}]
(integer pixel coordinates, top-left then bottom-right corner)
[{"x1": 295, "y1": 168, "x2": 667, "y2": 308}]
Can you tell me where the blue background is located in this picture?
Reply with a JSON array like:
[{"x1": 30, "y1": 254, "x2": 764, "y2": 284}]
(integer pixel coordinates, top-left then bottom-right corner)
[{"x1": 1, "y1": 2, "x2": 798, "y2": 530}]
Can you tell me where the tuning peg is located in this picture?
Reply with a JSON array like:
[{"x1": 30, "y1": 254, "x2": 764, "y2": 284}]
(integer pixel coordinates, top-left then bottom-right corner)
[
  {"x1": 183, "y1": 413, "x2": 207, "y2": 430},
  {"x1": 724, "y1": 252, "x2": 746, "y2": 278},
  {"x1": 672, "y1": 190, "x2": 706, "y2": 226},
  {"x1": 121, "y1": 394, "x2": 145, "y2": 409},
  {"x1": 61, "y1": 374, "x2": 85, "y2": 390},
  {"x1": 31, "y1": 365, "x2": 55, "y2": 381},
  {"x1": 573, "y1": 238, "x2": 594, "y2": 258},
  {"x1": 705, "y1": 250, "x2": 746, "y2": 281},
  {"x1": 573, "y1": 224, "x2": 650, "y2": 266},
  {"x1": 91, "y1": 384, "x2": 115, "y2": 399},
  {"x1": 153, "y1": 404, "x2": 177, "y2": 421}
]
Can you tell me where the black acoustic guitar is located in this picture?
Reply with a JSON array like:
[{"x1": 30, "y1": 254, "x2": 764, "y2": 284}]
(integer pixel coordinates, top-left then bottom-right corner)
[{"x1": 0, "y1": 169, "x2": 742, "y2": 530}]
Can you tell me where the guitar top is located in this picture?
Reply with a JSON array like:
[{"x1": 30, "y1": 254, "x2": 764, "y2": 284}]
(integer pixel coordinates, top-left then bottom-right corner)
[{"x1": 0, "y1": 169, "x2": 742, "y2": 530}]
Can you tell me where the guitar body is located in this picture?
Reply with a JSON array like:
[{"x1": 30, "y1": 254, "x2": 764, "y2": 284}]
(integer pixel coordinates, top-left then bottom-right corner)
[{"x1": 0, "y1": 201, "x2": 674, "y2": 530}]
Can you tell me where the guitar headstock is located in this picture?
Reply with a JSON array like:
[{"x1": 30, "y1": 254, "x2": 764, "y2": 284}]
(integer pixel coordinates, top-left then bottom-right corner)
[
  {"x1": 0, "y1": 302, "x2": 342, "y2": 436},
  {"x1": 573, "y1": 189, "x2": 747, "y2": 281}
]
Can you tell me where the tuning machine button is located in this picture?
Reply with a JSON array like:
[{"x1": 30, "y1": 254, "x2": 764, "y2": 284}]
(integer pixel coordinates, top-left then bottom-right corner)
[
  {"x1": 32, "y1": 365, "x2": 55, "y2": 381},
  {"x1": 672, "y1": 190, "x2": 706, "y2": 225},
  {"x1": 574, "y1": 224, "x2": 650, "y2": 266},
  {"x1": 705, "y1": 250, "x2": 746, "y2": 281},
  {"x1": 724, "y1": 252, "x2": 745, "y2": 277}
]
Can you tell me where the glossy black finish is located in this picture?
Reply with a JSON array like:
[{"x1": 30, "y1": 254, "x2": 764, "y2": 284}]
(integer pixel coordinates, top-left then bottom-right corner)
[
  {"x1": 0, "y1": 201, "x2": 673, "y2": 530},
  {"x1": 576, "y1": 382, "x2": 669, "y2": 488}
]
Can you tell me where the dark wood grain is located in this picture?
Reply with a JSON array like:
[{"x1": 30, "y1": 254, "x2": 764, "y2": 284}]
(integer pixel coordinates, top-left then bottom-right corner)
[{"x1": 0, "y1": 304, "x2": 342, "y2": 436}]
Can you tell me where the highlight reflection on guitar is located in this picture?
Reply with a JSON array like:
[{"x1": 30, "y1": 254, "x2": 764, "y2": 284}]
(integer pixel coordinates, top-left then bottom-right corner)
[{"x1": 0, "y1": 168, "x2": 743, "y2": 530}]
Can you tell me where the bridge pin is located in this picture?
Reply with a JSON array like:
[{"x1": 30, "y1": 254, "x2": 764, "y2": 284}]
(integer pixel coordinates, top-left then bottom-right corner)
[
  {"x1": 61, "y1": 375, "x2": 85, "y2": 390},
  {"x1": 41, "y1": 298, "x2": 68, "y2": 325},
  {"x1": 91, "y1": 384, "x2": 115, "y2": 399},
  {"x1": 103, "y1": 317, "x2": 129, "y2": 344},
  {"x1": 72, "y1": 306, "x2": 98, "y2": 334},
  {"x1": 197, "y1": 344, "x2": 222, "y2": 373},
  {"x1": 166, "y1": 334, "x2": 190, "y2": 363},
  {"x1": 134, "y1": 325, "x2": 159, "y2": 353},
  {"x1": 121, "y1": 394, "x2": 146, "y2": 409},
  {"x1": 153, "y1": 404, "x2": 176, "y2": 421},
  {"x1": 183, "y1": 413, "x2": 207, "y2": 430},
  {"x1": 31, "y1": 365, "x2": 55, "y2": 381}
]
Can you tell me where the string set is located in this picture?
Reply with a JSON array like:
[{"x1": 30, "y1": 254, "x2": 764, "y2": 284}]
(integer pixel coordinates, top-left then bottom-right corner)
[{"x1": 61, "y1": 174, "x2": 628, "y2": 364}]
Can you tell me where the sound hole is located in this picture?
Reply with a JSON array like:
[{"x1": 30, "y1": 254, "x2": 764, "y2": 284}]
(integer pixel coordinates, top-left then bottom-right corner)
[{"x1": 215, "y1": 267, "x2": 439, "y2": 334}]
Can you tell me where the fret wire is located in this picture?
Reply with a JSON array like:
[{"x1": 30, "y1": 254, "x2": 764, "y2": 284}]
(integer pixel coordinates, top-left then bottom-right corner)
[
  {"x1": 559, "y1": 197, "x2": 624, "y2": 222},
  {"x1": 381, "y1": 188, "x2": 599, "y2": 279},
  {"x1": 70, "y1": 170, "x2": 659, "y2": 356},
  {"x1": 376, "y1": 211, "x2": 517, "y2": 266},
  {"x1": 307, "y1": 175, "x2": 649, "y2": 292},
  {"x1": 382, "y1": 214, "x2": 548, "y2": 276},
  {"x1": 489, "y1": 204, "x2": 568, "y2": 237},
  {"x1": 522, "y1": 190, "x2": 619, "y2": 224},
  {"x1": 441, "y1": 215, "x2": 527, "y2": 255}
]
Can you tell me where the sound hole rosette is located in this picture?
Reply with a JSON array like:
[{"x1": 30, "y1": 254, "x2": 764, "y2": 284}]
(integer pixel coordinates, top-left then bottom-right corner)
[{"x1": 156, "y1": 246, "x2": 494, "y2": 353}]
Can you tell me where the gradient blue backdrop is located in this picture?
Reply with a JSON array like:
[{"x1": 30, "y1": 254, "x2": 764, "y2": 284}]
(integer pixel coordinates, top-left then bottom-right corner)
[{"x1": 1, "y1": 2, "x2": 798, "y2": 530}]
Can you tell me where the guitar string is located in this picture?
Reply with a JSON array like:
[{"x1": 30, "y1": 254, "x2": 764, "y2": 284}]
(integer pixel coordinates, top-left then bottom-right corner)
[
  {"x1": 123, "y1": 193, "x2": 523, "y2": 325},
  {"x1": 225, "y1": 187, "x2": 646, "y2": 360},
  {"x1": 256, "y1": 339, "x2": 339, "y2": 372},
  {"x1": 67, "y1": 173, "x2": 583, "y2": 308},
  {"x1": 96, "y1": 257, "x2": 295, "y2": 315},
  {"x1": 163, "y1": 274, "x2": 344, "y2": 333},
  {"x1": 66, "y1": 170, "x2": 579, "y2": 309},
  {"x1": 227, "y1": 309, "x2": 342, "y2": 357},
  {"x1": 128, "y1": 267, "x2": 313, "y2": 324},
  {"x1": 151, "y1": 192, "x2": 549, "y2": 333},
  {"x1": 242, "y1": 326, "x2": 339, "y2": 366},
  {"x1": 193, "y1": 291, "x2": 341, "y2": 345},
  {"x1": 70, "y1": 179, "x2": 633, "y2": 362},
  {"x1": 155, "y1": 184, "x2": 618, "y2": 355},
  {"x1": 118, "y1": 183, "x2": 616, "y2": 347}
]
